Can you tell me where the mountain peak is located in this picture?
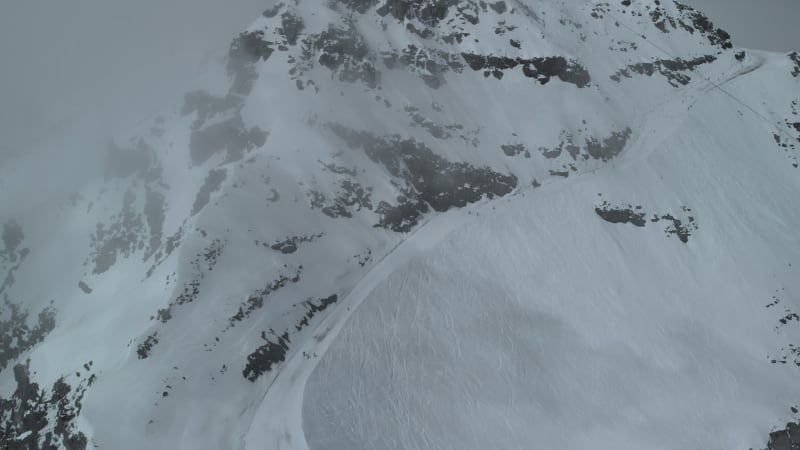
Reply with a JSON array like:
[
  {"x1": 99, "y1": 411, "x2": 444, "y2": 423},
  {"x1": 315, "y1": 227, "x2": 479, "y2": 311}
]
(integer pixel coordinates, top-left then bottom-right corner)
[{"x1": 2, "y1": 1, "x2": 800, "y2": 449}]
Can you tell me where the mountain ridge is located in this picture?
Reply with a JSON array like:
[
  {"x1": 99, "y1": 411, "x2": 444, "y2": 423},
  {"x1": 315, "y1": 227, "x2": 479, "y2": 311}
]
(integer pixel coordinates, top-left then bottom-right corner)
[{"x1": 1, "y1": 0, "x2": 799, "y2": 448}]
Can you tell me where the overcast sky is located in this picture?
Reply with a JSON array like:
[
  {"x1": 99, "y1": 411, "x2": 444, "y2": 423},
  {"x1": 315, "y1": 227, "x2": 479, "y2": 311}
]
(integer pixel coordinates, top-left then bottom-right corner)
[
  {"x1": 0, "y1": 0, "x2": 797, "y2": 166},
  {"x1": 0, "y1": 1, "x2": 269, "y2": 162}
]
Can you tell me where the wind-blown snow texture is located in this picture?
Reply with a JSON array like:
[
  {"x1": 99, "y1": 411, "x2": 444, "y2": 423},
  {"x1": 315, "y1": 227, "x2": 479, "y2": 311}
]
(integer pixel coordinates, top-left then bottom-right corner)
[{"x1": 1, "y1": 0, "x2": 800, "y2": 449}]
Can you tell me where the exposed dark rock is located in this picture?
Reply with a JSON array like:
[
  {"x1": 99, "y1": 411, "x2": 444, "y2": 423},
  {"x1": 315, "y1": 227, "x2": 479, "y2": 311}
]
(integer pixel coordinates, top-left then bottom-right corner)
[
  {"x1": 489, "y1": 1, "x2": 506, "y2": 14},
  {"x1": 595, "y1": 201, "x2": 647, "y2": 227},
  {"x1": 164, "y1": 229, "x2": 182, "y2": 258},
  {"x1": 279, "y1": 11, "x2": 305, "y2": 46},
  {"x1": 610, "y1": 55, "x2": 717, "y2": 87},
  {"x1": 157, "y1": 280, "x2": 201, "y2": 323},
  {"x1": 766, "y1": 295, "x2": 781, "y2": 309},
  {"x1": 790, "y1": 52, "x2": 800, "y2": 78},
  {"x1": 307, "y1": 179, "x2": 373, "y2": 219},
  {"x1": 461, "y1": 53, "x2": 591, "y2": 87},
  {"x1": 2, "y1": 254, "x2": 28, "y2": 291},
  {"x1": 0, "y1": 361, "x2": 91, "y2": 450},
  {"x1": 154, "y1": 239, "x2": 224, "y2": 323},
  {"x1": 541, "y1": 144, "x2": 564, "y2": 159},
  {"x1": 769, "y1": 342, "x2": 800, "y2": 367},
  {"x1": 144, "y1": 200, "x2": 170, "y2": 249},
  {"x1": 674, "y1": 2, "x2": 732, "y2": 49},
  {"x1": 501, "y1": 143, "x2": 526, "y2": 156},
  {"x1": 528, "y1": 56, "x2": 591, "y2": 87},
  {"x1": 77, "y1": 281, "x2": 92, "y2": 294},
  {"x1": 156, "y1": 307, "x2": 172, "y2": 323},
  {"x1": 329, "y1": 124, "x2": 517, "y2": 231},
  {"x1": 0, "y1": 297, "x2": 56, "y2": 372},
  {"x1": 197, "y1": 238, "x2": 224, "y2": 271},
  {"x1": 336, "y1": 0, "x2": 380, "y2": 14},
  {"x1": 1, "y1": 220, "x2": 24, "y2": 263},
  {"x1": 540, "y1": 133, "x2": 581, "y2": 160},
  {"x1": 779, "y1": 312, "x2": 800, "y2": 326},
  {"x1": 772, "y1": 131, "x2": 799, "y2": 168},
  {"x1": 321, "y1": 179, "x2": 374, "y2": 218},
  {"x1": 263, "y1": 3, "x2": 284, "y2": 17},
  {"x1": 382, "y1": 45, "x2": 464, "y2": 89},
  {"x1": 354, "y1": 249, "x2": 373, "y2": 266},
  {"x1": 596, "y1": 202, "x2": 697, "y2": 242},
  {"x1": 0, "y1": 247, "x2": 28, "y2": 297},
  {"x1": 268, "y1": 234, "x2": 323, "y2": 254},
  {"x1": 648, "y1": 4, "x2": 677, "y2": 34},
  {"x1": 376, "y1": 0, "x2": 460, "y2": 25},
  {"x1": 493, "y1": 21, "x2": 517, "y2": 36},
  {"x1": 137, "y1": 333, "x2": 159, "y2": 359},
  {"x1": 146, "y1": 227, "x2": 184, "y2": 279},
  {"x1": 304, "y1": 24, "x2": 379, "y2": 88},
  {"x1": 143, "y1": 187, "x2": 166, "y2": 259},
  {"x1": 308, "y1": 190, "x2": 327, "y2": 210},
  {"x1": 294, "y1": 295, "x2": 338, "y2": 331},
  {"x1": 767, "y1": 422, "x2": 800, "y2": 450},
  {"x1": 405, "y1": 106, "x2": 464, "y2": 138},
  {"x1": 375, "y1": 195, "x2": 430, "y2": 232},
  {"x1": 659, "y1": 208, "x2": 697, "y2": 243},
  {"x1": 192, "y1": 168, "x2": 227, "y2": 215},
  {"x1": 227, "y1": 30, "x2": 274, "y2": 96},
  {"x1": 773, "y1": 132, "x2": 797, "y2": 148},
  {"x1": 90, "y1": 190, "x2": 146, "y2": 274},
  {"x1": 274, "y1": 242, "x2": 297, "y2": 254},
  {"x1": 441, "y1": 30, "x2": 469, "y2": 45},
  {"x1": 585, "y1": 127, "x2": 632, "y2": 161},
  {"x1": 242, "y1": 292, "x2": 338, "y2": 381},
  {"x1": 227, "y1": 267, "x2": 302, "y2": 328},
  {"x1": 540, "y1": 129, "x2": 630, "y2": 162},
  {"x1": 461, "y1": 52, "x2": 501, "y2": 70},
  {"x1": 243, "y1": 331, "x2": 290, "y2": 381},
  {"x1": 174, "y1": 280, "x2": 202, "y2": 307},
  {"x1": 321, "y1": 161, "x2": 359, "y2": 177}
]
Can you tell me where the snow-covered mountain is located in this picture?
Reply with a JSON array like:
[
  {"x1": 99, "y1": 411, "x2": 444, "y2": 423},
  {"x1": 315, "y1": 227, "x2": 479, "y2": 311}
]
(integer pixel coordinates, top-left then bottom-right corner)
[{"x1": 2, "y1": 0, "x2": 800, "y2": 448}]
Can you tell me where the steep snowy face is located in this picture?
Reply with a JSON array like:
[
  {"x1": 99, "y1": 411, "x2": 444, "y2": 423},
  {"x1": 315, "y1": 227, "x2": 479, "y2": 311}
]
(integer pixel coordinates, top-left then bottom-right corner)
[{"x1": 1, "y1": 0, "x2": 799, "y2": 449}]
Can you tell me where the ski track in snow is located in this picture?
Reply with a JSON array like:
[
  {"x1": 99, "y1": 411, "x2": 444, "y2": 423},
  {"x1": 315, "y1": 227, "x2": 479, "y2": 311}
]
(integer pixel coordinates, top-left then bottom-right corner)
[
  {"x1": 706, "y1": 54, "x2": 767, "y2": 91},
  {"x1": 243, "y1": 207, "x2": 475, "y2": 450},
  {"x1": 5, "y1": 1, "x2": 796, "y2": 447},
  {"x1": 243, "y1": 56, "x2": 759, "y2": 449},
  {"x1": 598, "y1": 54, "x2": 766, "y2": 180}
]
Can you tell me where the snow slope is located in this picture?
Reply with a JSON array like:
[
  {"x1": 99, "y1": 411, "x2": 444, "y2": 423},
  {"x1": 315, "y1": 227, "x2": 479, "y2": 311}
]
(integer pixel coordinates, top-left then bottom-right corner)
[
  {"x1": 1, "y1": 0, "x2": 799, "y2": 449},
  {"x1": 303, "y1": 64, "x2": 800, "y2": 449}
]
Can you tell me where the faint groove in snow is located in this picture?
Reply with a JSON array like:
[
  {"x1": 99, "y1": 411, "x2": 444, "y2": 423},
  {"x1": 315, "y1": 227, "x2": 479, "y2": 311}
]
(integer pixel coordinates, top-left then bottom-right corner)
[{"x1": 242, "y1": 208, "x2": 476, "y2": 450}]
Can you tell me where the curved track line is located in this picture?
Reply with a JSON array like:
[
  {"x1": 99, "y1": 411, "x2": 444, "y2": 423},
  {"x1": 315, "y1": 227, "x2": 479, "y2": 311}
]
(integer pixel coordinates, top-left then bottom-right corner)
[
  {"x1": 243, "y1": 55, "x2": 769, "y2": 450},
  {"x1": 243, "y1": 208, "x2": 473, "y2": 450}
]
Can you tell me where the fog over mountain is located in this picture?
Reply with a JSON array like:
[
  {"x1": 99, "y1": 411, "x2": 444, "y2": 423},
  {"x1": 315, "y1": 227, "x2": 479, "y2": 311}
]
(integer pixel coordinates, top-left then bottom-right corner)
[
  {"x1": 0, "y1": 1, "x2": 268, "y2": 164},
  {"x1": 1, "y1": 1, "x2": 800, "y2": 449},
  {"x1": 1, "y1": 0, "x2": 795, "y2": 168}
]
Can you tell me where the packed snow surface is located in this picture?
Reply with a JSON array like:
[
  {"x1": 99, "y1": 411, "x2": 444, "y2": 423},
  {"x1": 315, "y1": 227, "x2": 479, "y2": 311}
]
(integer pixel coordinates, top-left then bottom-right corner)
[{"x1": 1, "y1": 0, "x2": 800, "y2": 449}]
